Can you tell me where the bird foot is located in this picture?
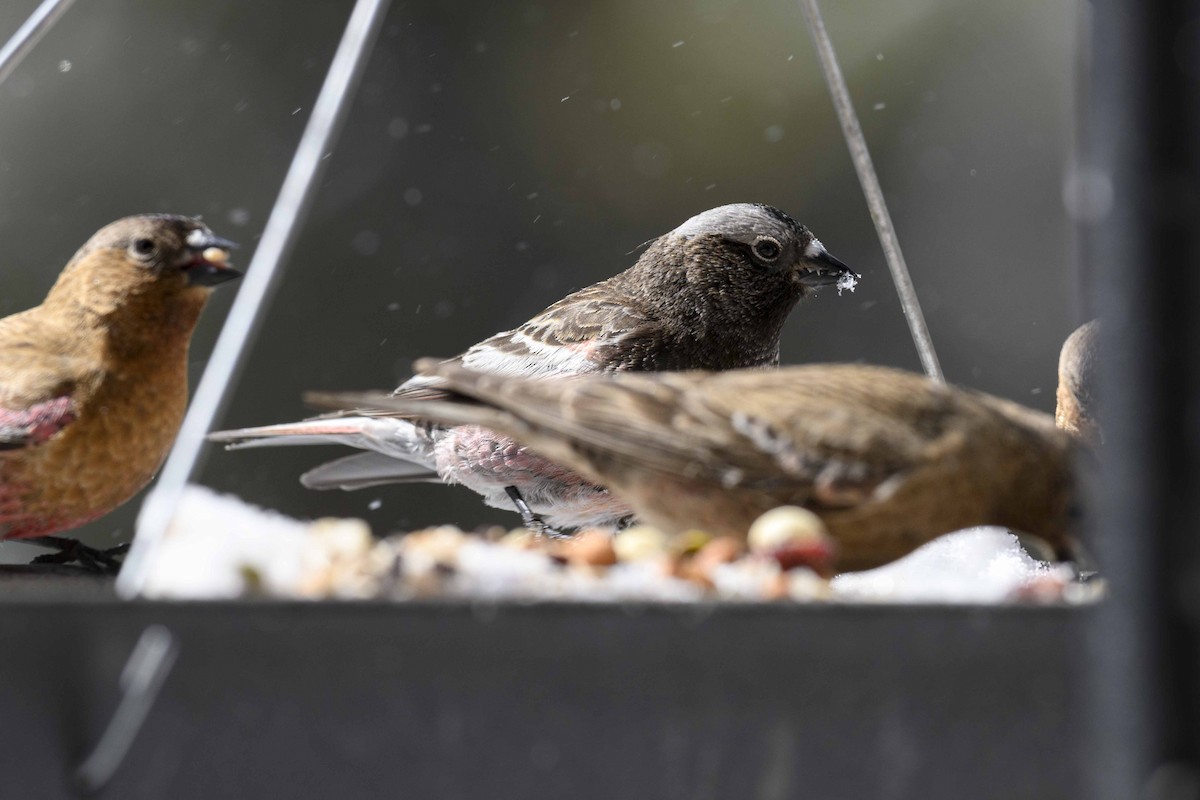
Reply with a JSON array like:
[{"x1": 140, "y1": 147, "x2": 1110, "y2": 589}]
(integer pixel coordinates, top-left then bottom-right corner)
[
  {"x1": 504, "y1": 486, "x2": 570, "y2": 539},
  {"x1": 24, "y1": 536, "x2": 129, "y2": 575}
]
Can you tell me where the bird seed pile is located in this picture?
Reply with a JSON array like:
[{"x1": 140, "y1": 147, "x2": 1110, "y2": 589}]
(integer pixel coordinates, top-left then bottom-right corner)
[{"x1": 140, "y1": 487, "x2": 1098, "y2": 604}]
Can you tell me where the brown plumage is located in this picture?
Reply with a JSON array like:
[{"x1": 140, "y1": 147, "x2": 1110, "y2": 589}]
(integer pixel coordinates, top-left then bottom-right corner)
[
  {"x1": 0, "y1": 215, "x2": 239, "y2": 562},
  {"x1": 310, "y1": 363, "x2": 1081, "y2": 573},
  {"x1": 1056, "y1": 320, "x2": 1100, "y2": 447}
]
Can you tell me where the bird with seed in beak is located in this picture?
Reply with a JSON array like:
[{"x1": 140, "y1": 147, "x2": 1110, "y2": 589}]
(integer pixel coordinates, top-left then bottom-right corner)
[
  {"x1": 0, "y1": 214, "x2": 240, "y2": 570},
  {"x1": 212, "y1": 203, "x2": 857, "y2": 533}
]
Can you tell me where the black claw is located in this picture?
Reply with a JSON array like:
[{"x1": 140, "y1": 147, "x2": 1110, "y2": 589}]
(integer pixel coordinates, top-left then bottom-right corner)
[
  {"x1": 23, "y1": 536, "x2": 128, "y2": 575},
  {"x1": 29, "y1": 551, "x2": 71, "y2": 566}
]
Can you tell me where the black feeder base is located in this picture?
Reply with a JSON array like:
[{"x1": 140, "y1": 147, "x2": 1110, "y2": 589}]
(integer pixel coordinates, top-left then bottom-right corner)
[{"x1": 0, "y1": 584, "x2": 1088, "y2": 799}]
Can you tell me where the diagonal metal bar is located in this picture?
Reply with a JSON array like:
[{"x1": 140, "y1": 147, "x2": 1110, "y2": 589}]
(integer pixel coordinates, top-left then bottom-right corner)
[
  {"x1": 798, "y1": 0, "x2": 944, "y2": 383},
  {"x1": 75, "y1": 625, "x2": 180, "y2": 793},
  {"x1": 118, "y1": 0, "x2": 393, "y2": 597},
  {"x1": 0, "y1": 0, "x2": 76, "y2": 87}
]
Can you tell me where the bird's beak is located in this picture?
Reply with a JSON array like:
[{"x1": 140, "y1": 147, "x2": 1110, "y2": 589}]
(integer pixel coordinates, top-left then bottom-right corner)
[
  {"x1": 184, "y1": 229, "x2": 242, "y2": 287},
  {"x1": 795, "y1": 245, "x2": 859, "y2": 289}
]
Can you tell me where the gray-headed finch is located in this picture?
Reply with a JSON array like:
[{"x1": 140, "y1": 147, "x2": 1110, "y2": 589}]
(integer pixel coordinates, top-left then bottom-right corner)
[
  {"x1": 0, "y1": 214, "x2": 239, "y2": 568},
  {"x1": 211, "y1": 203, "x2": 857, "y2": 532},
  {"x1": 311, "y1": 362, "x2": 1082, "y2": 573}
]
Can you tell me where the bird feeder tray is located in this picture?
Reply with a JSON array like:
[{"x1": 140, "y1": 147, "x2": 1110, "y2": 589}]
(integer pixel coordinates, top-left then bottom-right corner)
[{"x1": 0, "y1": 578, "x2": 1088, "y2": 799}]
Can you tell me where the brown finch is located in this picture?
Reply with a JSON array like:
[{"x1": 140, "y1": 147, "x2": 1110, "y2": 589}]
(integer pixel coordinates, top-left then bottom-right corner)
[
  {"x1": 211, "y1": 203, "x2": 857, "y2": 533},
  {"x1": 311, "y1": 362, "x2": 1082, "y2": 573},
  {"x1": 0, "y1": 215, "x2": 239, "y2": 569},
  {"x1": 1055, "y1": 320, "x2": 1100, "y2": 448}
]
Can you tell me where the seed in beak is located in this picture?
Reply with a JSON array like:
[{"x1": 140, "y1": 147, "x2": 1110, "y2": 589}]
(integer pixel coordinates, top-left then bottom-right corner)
[{"x1": 202, "y1": 247, "x2": 229, "y2": 265}]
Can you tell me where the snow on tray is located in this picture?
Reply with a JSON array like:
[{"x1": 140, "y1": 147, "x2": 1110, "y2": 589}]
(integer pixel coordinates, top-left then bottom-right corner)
[
  {"x1": 831, "y1": 527, "x2": 1073, "y2": 603},
  {"x1": 141, "y1": 486, "x2": 311, "y2": 598}
]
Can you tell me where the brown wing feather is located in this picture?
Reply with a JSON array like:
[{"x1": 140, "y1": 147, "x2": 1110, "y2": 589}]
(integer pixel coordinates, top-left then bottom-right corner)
[
  {"x1": 414, "y1": 365, "x2": 988, "y2": 511},
  {"x1": 0, "y1": 309, "x2": 91, "y2": 449},
  {"x1": 350, "y1": 281, "x2": 659, "y2": 415}
]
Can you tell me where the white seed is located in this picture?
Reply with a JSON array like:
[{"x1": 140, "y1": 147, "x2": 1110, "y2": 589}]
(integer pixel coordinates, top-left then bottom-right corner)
[
  {"x1": 747, "y1": 506, "x2": 828, "y2": 553},
  {"x1": 613, "y1": 525, "x2": 669, "y2": 562}
]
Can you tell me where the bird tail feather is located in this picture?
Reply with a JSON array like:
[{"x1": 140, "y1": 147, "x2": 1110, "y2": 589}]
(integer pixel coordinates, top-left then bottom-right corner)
[
  {"x1": 303, "y1": 392, "x2": 523, "y2": 439},
  {"x1": 304, "y1": 370, "x2": 582, "y2": 471},
  {"x1": 209, "y1": 416, "x2": 439, "y2": 475},
  {"x1": 301, "y1": 451, "x2": 439, "y2": 490},
  {"x1": 208, "y1": 418, "x2": 380, "y2": 450}
]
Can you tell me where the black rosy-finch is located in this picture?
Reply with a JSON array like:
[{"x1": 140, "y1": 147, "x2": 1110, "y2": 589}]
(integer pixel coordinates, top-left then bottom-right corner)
[{"x1": 211, "y1": 203, "x2": 857, "y2": 532}]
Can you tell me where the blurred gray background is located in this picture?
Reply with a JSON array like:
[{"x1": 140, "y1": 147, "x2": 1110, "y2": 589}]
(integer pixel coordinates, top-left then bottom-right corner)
[{"x1": 0, "y1": 0, "x2": 1082, "y2": 556}]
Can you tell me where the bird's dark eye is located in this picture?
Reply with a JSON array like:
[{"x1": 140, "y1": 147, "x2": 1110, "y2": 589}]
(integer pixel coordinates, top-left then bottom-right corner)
[
  {"x1": 133, "y1": 238, "x2": 156, "y2": 257},
  {"x1": 753, "y1": 238, "x2": 781, "y2": 261}
]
